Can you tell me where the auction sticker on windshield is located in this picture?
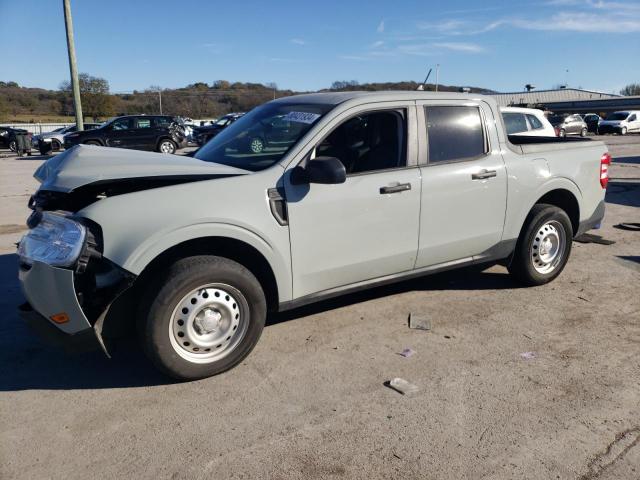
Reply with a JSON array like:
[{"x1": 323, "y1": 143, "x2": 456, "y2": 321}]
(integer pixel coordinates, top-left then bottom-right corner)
[{"x1": 283, "y1": 112, "x2": 321, "y2": 124}]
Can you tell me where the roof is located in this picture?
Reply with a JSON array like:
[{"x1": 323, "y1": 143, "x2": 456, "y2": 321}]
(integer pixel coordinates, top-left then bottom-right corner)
[
  {"x1": 273, "y1": 90, "x2": 487, "y2": 105},
  {"x1": 490, "y1": 88, "x2": 620, "y2": 107}
]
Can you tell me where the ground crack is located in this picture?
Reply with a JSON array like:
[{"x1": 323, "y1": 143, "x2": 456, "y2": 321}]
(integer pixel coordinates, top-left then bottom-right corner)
[{"x1": 578, "y1": 427, "x2": 640, "y2": 480}]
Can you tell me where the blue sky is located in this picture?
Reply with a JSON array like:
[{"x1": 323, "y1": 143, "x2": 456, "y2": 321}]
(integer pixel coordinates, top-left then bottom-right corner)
[{"x1": 1, "y1": 0, "x2": 639, "y2": 94}]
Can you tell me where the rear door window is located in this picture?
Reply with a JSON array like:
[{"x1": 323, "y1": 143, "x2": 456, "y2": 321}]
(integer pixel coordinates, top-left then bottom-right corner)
[
  {"x1": 136, "y1": 118, "x2": 152, "y2": 129},
  {"x1": 425, "y1": 106, "x2": 486, "y2": 164},
  {"x1": 526, "y1": 114, "x2": 544, "y2": 130},
  {"x1": 111, "y1": 118, "x2": 132, "y2": 130},
  {"x1": 502, "y1": 113, "x2": 529, "y2": 134}
]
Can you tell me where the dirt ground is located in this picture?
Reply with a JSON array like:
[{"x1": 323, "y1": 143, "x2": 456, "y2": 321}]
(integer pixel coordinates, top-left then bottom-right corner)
[{"x1": 0, "y1": 136, "x2": 639, "y2": 479}]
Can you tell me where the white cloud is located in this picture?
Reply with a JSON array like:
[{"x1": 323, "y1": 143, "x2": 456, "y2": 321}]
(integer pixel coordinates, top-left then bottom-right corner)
[
  {"x1": 433, "y1": 42, "x2": 485, "y2": 53},
  {"x1": 370, "y1": 40, "x2": 385, "y2": 48},
  {"x1": 290, "y1": 38, "x2": 306, "y2": 45},
  {"x1": 377, "y1": 20, "x2": 385, "y2": 33}
]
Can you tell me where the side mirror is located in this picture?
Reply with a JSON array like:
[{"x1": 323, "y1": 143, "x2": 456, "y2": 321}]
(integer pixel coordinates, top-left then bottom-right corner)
[{"x1": 291, "y1": 156, "x2": 346, "y2": 185}]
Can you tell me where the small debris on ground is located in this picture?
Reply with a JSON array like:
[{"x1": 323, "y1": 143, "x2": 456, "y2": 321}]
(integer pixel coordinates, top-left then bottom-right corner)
[
  {"x1": 577, "y1": 296, "x2": 591, "y2": 302},
  {"x1": 409, "y1": 313, "x2": 431, "y2": 331},
  {"x1": 520, "y1": 351, "x2": 537, "y2": 360},
  {"x1": 386, "y1": 377, "x2": 420, "y2": 395},
  {"x1": 398, "y1": 348, "x2": 416, "y2": 358}
]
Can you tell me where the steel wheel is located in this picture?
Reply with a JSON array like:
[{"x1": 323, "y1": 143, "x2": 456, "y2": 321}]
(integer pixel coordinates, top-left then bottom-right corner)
[
  {"x1": 9, "y1": 140, "x2": 16, "y2": 152},
  {"x1": 159, "y1": 140, "x2": 176, "y2": 154},
  {"x1": 249, "y1": 137, "x2": 264, "y2": 153},
  {"x1": 168, "y1": 283, "x2": 249, "y2": 364},
  {"x1": 530, "y1": 220, "x2": 565, "y2": 274}
]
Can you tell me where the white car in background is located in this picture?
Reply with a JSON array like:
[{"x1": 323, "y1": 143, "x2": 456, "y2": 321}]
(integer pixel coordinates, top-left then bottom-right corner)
[
  {"x1": 598, "y1": 111, "x2": 640, "y2": 135},
  {"x1": 501, "y1": 107, "x2": 556, "y2": 137}
]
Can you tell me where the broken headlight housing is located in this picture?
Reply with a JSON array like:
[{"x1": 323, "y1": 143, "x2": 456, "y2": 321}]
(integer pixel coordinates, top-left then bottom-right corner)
[{"x1": 18, "y1": 212, "x2": 87, "y2": 268}]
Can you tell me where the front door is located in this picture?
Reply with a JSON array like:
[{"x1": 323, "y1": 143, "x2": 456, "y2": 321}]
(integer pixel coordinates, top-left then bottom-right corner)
[
  {"x1": 415, "y1": 102, "x2": 507, "y2": 267},
  {"x1": 285, "y1": 106, "x2": 421, "y2": 298},
  {"x1": 105, "y1": 117, "x2": 136, "y2": 148}
]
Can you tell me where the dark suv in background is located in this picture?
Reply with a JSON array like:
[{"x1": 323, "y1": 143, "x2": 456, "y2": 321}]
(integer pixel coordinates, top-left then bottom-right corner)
[
  {"x1": 193, "y1": 113, "x2": 244, "y2": 146},
  {"x1": 547, "y1": 114, "x2": 588, "y2": 137},
  {"x1": 64, "y1": 115, "x2": 187, "y2": 154}
]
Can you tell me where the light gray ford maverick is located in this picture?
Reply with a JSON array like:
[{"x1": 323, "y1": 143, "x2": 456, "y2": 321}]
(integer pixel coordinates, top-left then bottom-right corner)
[{"x1": 18, "y1": 91, "x2": 610, "y2": 380}]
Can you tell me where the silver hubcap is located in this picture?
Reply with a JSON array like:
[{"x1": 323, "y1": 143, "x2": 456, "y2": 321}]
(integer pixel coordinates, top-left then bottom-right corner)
[
  {"x1": 160, "y1": 141, "x2": 174, "y2": 153},
  {"x1": 169, "y1": 284, "x2": 248, "y2": 364},
  {"x1": 250, "y1": 138, "x2": 263, "y2": 153},
  {"x1": 531, "y1": 221, "x2": 565, "y2": 274}
]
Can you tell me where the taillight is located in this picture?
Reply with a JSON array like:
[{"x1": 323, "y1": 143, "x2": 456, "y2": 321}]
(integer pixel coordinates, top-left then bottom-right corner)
[
  {"x1": 554, "y1": 126, "x2": 560, "y2": 137},
  {"x1": 600, "y1": 152, "x2": 611, "y2": 189}
]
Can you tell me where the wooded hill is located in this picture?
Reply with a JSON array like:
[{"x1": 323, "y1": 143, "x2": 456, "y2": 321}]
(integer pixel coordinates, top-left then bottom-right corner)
[{"x1": 0, "y1": 79, "x2": 494, "y2": 123}]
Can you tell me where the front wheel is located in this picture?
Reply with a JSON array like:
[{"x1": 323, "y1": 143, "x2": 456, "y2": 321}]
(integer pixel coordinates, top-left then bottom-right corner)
[
  {"x1": 158, "y1": 139, "x2": 177, "y2": 154},
  {"x1": 140, "y1": 256, "x2": 266, "y2": 380},
  {"x1": 249, "y1": 137, "x2": 264, "y2": 153},
  {"x1": 559, "y1": 129, "x2": 566, "y2": 138},
  {"x1": 620, "y1": 127, "x2": 627, "y2": 136},
  {"x1": 508, "y1": 204, "x2": 573, "y2": 286},
  {"x1": 9, "y1": 140, "x2": 16, "y2": 152},
  {"x1": 580, "y1": 127, "x2": 587, "y2": 137}
]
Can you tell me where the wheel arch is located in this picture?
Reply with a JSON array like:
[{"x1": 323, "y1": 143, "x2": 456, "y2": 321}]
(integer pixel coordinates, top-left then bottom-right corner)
[{"x1": 534, "y1": 188, "x2": 580, "y2": 235}]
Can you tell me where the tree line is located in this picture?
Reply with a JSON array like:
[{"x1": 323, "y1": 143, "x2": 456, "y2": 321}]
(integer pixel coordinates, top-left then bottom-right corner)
[{"x1": 1, "y1": 77, "x2": 638, "y2": 123}]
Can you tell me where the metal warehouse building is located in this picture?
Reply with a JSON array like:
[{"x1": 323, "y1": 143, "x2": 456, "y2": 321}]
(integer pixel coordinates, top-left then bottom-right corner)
[{"x1": 489, "y1": 88, "x2": 640, "y2": 115}]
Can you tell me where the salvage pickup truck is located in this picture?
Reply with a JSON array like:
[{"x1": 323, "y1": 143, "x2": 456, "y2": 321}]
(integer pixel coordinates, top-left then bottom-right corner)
[{"x1": 18, "y1": 92, "x2": 610, "y2": 380}]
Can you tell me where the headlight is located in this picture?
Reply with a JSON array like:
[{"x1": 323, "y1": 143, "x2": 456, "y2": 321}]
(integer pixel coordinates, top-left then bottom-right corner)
[{"x1": 18, "y1": 213, "x2": 86, "y2": 267}]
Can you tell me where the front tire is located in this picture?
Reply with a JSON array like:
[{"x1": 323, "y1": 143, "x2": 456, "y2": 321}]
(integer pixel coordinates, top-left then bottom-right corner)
[
  {"x1": 559, "y1": 129, "x2": 566, "y2": 138},
  {"x1": 620, "y1": 127, "x2": 627, "y2": 136},
  {"x1": 508, "y1": 204, "x2": 573, "y2": 286},
  {"x1": 158, "y1": 139, "x2": 177, "y2": 154},
  {"x1": 580, "y1": 127, "x2": 587, "y2": 137},
  {"x1": 140, "y1": 256, "x2": 266, "y2": 380}
]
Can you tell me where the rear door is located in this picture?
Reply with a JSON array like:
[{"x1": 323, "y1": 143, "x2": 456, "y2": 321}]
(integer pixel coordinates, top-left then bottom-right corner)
[
  {"x1": 131, "y1": 117, "x2": 158, "y2": 150},
  {"x1": 415, "y1": 101, "x2": 507, "y2": 267}
]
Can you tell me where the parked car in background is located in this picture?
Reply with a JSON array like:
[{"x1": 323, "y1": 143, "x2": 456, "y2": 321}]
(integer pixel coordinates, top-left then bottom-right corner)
[
  {"x1": 501, "y1": 107, "x2": 556, "y2": 137},
  {"x1": 18, "y1": 91, "x2": 610, "y2": 380},
  {"x1": 598, "y1": 111, "x2": 640, "y2": 135},
  {"x1": 583, "y1": 113, "x2": 602, "y2": 134},
  {"x1": 33, "y1": 123, "x2": 101, "y2": 153},
  {"x1": 64, "y1": 115, "x2": 187, "y2": 154},
  {"x1": 193, "y1": 113, "x2": 244, "y2": 146},
  {"x1": 0, "y1": 126, "x2": 29, "y2": 151},
  {"x1": 547, "y1": 114, "x2": 588, "y2": 137}
]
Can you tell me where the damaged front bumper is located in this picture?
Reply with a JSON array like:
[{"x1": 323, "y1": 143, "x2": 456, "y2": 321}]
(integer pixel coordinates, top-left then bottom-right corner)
[{"x1": 18, "y1": 257, "x2": 135, "y2": 356}]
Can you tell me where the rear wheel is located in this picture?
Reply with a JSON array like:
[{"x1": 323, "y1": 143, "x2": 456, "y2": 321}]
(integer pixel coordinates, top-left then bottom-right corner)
[
  {"x1": 140, "y1": 256, "x2": 266, "y2": 380},
  {"x1": 158, "y1": 139, "x2": 177, "y2": 154},
  {"x1": 580, "y1": 127, "x2": 587, "y2": 137},
  {"x1": 508, "y1": 204, "x2": 573, "y2": 286},
  {"x1": 51, "y1": 139, "x2": 62, "y2": 151}
]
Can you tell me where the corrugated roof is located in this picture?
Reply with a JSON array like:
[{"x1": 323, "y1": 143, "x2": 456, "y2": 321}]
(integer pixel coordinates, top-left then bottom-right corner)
[{"x1": 490, "y1": 88, "x2": 620, "y2": 106}]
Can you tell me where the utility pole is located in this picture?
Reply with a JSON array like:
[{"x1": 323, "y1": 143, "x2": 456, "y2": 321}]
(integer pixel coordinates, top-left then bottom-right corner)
[
  {"x1": 63, "y1": 0, "x2": 83, "y2": 130},
  {"x1": 158, "y1": 88, "x2": 163, "y2": 114},
  {"x1": 435, "y1": 64, "x2": 440, "y2": 92}
]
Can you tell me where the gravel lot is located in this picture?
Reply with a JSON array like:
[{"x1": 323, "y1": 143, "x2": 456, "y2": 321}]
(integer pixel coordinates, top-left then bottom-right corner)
[{"x1": 1, "y1": 136, "x2": 639, "y2": 479}]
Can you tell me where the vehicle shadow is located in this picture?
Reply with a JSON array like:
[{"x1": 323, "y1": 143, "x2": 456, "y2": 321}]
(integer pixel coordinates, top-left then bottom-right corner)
[
  {"x1": 606, "y1": 181, "x2": 640, "y2": 207},
  {"x1": 269, "y1": 264, "x2": 521, "y2": 326},
  {"x1": 0, "y1": 252, "x2": 520, "y2": 391},
  {"x1": 0, "y1": 253, "x2": 171, "y2": 391}
]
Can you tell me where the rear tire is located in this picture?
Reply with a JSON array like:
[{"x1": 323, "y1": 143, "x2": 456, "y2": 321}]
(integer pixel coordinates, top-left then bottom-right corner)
[
  {"x1": 140, "y1": 256, "x2": 266, "y2": 380},
  {"x1": 508, "y1": 204, "x2": 573, "y2": 286},
  {"x1": 158, "y1": 139, "x2": 177, "y2": 154}
]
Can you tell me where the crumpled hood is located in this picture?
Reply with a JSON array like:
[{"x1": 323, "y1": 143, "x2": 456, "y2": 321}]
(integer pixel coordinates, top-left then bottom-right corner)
[{"x1": 34, "y1": 144, "x2": 250, "y2": 192}]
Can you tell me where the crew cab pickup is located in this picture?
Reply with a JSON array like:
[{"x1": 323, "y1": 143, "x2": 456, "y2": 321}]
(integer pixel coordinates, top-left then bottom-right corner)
[{"x1": 17, "y1": 92, "x2": 610, "y2": 380}]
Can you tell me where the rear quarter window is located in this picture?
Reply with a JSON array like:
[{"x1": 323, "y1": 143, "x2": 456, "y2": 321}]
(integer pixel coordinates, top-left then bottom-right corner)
[
  {"x1": 425, "y1": 106, "x2": 486, "y2": 163},
  {"x1": 503, "y1": 113, "x2": 528, "y2": 135},
  {"x1": 526, "y1": 114, "x2": 544, "y2": 130}
]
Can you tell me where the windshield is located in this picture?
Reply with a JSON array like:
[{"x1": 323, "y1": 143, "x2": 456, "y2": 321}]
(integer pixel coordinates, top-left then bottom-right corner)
[
  {"x1": 605, "y1": 112, "x2": 629, "y2": 121},
  {"x1": 195, "y1": 102, "x2": 333, "y2": 171}
]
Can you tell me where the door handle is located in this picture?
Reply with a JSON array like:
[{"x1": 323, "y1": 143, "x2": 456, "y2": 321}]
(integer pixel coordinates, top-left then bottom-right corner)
[
  {"x1": 471, "y1": 169, "x2": 497, "y2": 180},
  {"x1": 380, "y1": 183, "x2": 411, "y2": 194}
]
